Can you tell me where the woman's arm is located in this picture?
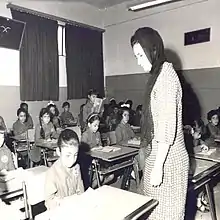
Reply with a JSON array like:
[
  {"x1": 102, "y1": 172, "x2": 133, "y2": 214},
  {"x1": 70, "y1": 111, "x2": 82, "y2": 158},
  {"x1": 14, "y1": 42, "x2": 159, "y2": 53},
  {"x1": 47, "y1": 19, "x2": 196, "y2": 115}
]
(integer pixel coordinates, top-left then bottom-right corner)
[{"x1": 154, "y1": 70, "x2": 179, "y2": 168}]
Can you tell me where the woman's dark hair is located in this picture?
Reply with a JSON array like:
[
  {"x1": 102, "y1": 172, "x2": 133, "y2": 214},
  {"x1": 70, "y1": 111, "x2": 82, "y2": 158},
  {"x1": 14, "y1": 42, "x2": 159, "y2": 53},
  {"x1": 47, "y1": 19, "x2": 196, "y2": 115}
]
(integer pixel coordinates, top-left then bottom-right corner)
[
  {"x1": 118, "y1": 107, "x2": 130, "y2": 122},
  {"x1": 131, "y1": 27, "x2": 166, "y2": 148},
  {"x1": 62, "y1": 101, "x2": 70, "y2": 108},
  {"x1": 87, "y1": 113, "x2": 100, "y2": 124},
  {"x1": 17, "y1": 108, "x2": 27, "y2": 123},
  {"x1": 88, "y1": 89, "x2": 98, "y2": 97},
  {"x1": 207, "y1": 109, "x2": 219, "y2": 121},
  {"x1": 39, "y1": 108, "x2": 51, "y2": 139},
  {"x1": 47, "y1": 104, "x2": 59, "y2": 117},
  {"x1": 57, "y1": 129, "x2": 79, "y2": 152}
]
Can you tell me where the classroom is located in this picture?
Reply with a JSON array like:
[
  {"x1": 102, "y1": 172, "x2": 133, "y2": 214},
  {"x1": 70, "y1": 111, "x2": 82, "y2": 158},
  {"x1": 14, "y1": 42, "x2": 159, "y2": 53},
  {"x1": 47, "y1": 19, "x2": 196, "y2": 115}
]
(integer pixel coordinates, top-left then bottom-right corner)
[{"x1": 0, "y1": 0, "x2": 220, "y2": 219}]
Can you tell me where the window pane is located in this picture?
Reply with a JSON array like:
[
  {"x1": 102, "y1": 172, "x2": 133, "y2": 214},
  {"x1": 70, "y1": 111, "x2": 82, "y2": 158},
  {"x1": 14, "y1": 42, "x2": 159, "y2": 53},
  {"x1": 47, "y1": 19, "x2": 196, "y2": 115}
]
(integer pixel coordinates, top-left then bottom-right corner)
[
  {"x1": 63, "y1": 26, "x2": 66, "y2": 56},
  {"x1": 58, "y1": 25, "x2": 63, "y2": 56}
]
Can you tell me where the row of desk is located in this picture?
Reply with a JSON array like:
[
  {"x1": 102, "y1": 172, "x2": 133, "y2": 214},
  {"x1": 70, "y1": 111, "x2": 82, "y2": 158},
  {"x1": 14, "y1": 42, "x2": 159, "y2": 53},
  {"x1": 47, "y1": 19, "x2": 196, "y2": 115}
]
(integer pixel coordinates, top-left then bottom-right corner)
[{"x1": 5, "y1": 127, "x2": 220, "y2": 220}]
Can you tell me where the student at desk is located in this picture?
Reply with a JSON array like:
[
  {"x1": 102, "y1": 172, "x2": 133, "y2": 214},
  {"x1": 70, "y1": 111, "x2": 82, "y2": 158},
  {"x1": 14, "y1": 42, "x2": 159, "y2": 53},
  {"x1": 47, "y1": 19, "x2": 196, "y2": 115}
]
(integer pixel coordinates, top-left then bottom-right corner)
[
  {"x1": 33, "y1": 108, "x2": 59, "y2": 165},
  {"x1": 115, "y1": 107, "x2": 135, "y2": 145},
  {"x1": 12, "y1": 108, "x2": 29, "y2": 140},
  {"x1": 81, "y1": 113, "x2": 114, "y2": 188},
  {"x1": 45, "y1": 129, "x2": 84, "y2": 210},
  {"x1": 0, "y1": 127, "x2": 15, "y2": 174},
  {"x1": 205, "y1": 109, "x2": 220, "y2": 147}
]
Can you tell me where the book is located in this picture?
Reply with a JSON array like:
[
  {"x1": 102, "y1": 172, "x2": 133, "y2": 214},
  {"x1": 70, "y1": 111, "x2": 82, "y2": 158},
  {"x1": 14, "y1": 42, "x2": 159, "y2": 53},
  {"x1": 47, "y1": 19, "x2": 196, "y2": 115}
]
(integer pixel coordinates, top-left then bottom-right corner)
[{"x1": 93, "y1": 98, "x2": 106, "y2": 113}]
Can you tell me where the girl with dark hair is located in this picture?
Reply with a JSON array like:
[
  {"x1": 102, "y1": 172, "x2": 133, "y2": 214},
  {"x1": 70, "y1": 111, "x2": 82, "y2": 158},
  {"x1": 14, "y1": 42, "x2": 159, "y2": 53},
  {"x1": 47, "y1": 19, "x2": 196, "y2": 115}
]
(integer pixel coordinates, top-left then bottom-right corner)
[
  {"x1": 47, "y1": 103, "x2": 61, "y2": 130},
  {"x1": 115, "y1": 107, "x2": 135, "y2": 145},
  {"x1": 35, "y1": 108, "x2": 58, "y2": 146},
  {"x1": 45, "y1": 129, "x2": 84, "y2": 210},
  {"x1": 20, "y1": 102, "x2": 34, "y2": 129},
  {"x1": 12, "y1": 108, "x2": 29, "y2": 140},
  {"x1": 131, "y1": 27, "x2": 189, "y2": 219}
]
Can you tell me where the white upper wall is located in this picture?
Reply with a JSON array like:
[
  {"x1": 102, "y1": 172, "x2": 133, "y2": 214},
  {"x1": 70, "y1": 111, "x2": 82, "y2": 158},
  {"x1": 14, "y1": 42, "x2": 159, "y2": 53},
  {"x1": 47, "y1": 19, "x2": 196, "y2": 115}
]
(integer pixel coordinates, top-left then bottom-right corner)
[
  {"x1": 103, "y1": 0, "x2": 220, "y2": 76},
  {"x1": 0, "y1": 0, "x2": 104, "y2": 86}
]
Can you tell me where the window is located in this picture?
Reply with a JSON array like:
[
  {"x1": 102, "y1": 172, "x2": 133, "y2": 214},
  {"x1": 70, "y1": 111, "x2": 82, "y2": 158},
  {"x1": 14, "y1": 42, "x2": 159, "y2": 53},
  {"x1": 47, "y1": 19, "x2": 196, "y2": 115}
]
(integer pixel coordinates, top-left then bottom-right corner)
[{"x1": 58, "y1": 24, "x2": 66, "y2": 56}]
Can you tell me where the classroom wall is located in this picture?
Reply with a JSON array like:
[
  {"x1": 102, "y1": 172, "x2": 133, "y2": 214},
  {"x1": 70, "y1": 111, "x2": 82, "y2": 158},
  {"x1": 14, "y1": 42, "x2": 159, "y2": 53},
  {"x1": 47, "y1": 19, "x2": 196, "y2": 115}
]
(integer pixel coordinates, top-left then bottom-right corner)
[
  {"x1": 0, "y1": 1, "x2": 103, "y2": 128},
  {"x1": 103, "y1": 0, "x2": 220, "y2": 121}
]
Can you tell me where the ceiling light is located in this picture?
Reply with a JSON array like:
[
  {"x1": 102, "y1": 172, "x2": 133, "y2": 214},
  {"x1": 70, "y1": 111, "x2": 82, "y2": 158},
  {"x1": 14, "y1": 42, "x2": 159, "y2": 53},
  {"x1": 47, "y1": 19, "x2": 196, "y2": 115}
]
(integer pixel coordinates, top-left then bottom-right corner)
[{"x1": 128, "y1": 0, "x2": 181, "y2": 11}]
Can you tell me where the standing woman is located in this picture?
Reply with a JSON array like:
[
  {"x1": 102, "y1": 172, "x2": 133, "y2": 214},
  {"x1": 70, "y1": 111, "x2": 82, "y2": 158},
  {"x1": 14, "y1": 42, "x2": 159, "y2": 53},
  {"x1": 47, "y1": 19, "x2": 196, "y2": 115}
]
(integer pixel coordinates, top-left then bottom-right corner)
[{"x1": 131, "y1": 27, "x2": 189, "y2": 220}]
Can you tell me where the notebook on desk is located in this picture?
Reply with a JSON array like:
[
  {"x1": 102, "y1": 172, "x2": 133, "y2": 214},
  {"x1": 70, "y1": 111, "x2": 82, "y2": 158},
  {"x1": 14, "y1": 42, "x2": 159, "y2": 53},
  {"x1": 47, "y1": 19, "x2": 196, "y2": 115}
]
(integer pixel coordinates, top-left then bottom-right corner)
[{"x1": 196, "y1": 148, "x2": 216, "y2": 156}]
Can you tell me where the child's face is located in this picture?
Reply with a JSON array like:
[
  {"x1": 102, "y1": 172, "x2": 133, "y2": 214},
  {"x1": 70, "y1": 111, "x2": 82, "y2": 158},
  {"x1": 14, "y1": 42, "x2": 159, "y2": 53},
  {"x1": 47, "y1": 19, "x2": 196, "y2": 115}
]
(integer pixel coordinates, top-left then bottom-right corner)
[
  {"x1": 60, "y1": 139, "x2": 79, "y2": 168},
  {"x1": 89, "y1": 94, "x2": 97, "y2": 104},
  {"x1": 49, "y1": 107, "x2": 56, "y2": 115},
  {"x1": 88, "y1": 120, "x2": 100, "y2": 133},
  {"x1": 121, "y1": 111, "x2": 129, "y2": 124},
  {"x1": 210, "y1": 114, "x2": 219, "y2": 126},
  {"x1": 41, "y1": 113, "x2": 50, "y2": 125},
  {"x1": 113, "y1": 107, "x2": 119, "y2": 114},
  {"x1": 64, "y1": 106, "x2": 69, "y2": 112},
  {"x1": 0, "y1": 133, "x2": 4, "y2": 147},
  {"x1": 18, "y1": 112, "x2": 26, "y2": 123},
  {"x1": 22, "y1": 105, "x2": 28, "y2": 112}
]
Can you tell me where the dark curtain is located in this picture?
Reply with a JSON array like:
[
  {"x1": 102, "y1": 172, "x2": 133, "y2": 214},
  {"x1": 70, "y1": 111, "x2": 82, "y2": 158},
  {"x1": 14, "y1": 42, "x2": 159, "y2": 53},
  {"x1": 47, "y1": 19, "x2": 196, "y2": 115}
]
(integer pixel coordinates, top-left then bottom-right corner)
[
  {"x1": 11, "y1": 10, "x2": 59, "y2": 101},
  {"x1": 65, "y1": 24, "x2": 104, "y2": 99}
]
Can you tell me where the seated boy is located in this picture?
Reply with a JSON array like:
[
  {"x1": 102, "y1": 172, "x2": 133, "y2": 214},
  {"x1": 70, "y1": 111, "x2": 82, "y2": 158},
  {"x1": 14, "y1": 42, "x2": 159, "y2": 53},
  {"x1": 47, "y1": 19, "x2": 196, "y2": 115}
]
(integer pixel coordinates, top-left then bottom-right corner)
[
  {"x1": 44, "y1": 129, "x2": 84, "y2": 210},
  {"x1": 205, "y1": 109, "x2": 220, "y2": 147},
  {"x1": 60, "y1": 101, "x2": 76, "y2": 128}
]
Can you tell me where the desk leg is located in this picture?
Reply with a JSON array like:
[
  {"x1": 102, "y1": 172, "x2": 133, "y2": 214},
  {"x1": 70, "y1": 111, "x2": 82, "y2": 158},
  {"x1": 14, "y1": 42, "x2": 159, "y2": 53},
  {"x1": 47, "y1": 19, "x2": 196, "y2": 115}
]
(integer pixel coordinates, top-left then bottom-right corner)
[
  {"x1": 205, "y1": 183, "x2": 217, "y2": 220},
  {"x1": 93, "y1": 160, "x2": 101, "y2": 188},
  {"x1": 133, "y1": 161, "x2": 140, "y2": 187},
  {"x1": 121, "y1": 166, "x2": 132, "y2": 190},
  {"x1": 42, "y1": 150, "x2": 48, "y2": 167}
]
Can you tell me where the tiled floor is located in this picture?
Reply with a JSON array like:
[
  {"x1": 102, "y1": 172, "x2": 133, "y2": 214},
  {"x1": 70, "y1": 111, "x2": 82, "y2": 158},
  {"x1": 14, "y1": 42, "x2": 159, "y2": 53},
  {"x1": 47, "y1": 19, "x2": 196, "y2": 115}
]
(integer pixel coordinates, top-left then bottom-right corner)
[{"x1": 110, "y1": 177, "x2": 220, "y2": 220}]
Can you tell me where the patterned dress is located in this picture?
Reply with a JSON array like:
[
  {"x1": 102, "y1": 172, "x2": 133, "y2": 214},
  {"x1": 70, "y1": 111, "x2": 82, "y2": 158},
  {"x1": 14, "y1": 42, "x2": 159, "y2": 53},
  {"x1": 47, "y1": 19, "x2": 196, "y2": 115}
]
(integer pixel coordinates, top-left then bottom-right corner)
[{"x1": 142, "y1": 62, "x2": 189, "y2": 220}]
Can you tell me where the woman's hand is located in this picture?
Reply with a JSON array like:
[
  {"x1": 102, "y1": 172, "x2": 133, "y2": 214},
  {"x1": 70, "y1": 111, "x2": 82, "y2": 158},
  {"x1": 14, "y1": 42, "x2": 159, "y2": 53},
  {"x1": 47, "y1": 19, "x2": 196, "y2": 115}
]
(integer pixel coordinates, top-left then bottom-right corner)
[{"x1": 150, "y1": 164, "x2": 163, "y2": 187}]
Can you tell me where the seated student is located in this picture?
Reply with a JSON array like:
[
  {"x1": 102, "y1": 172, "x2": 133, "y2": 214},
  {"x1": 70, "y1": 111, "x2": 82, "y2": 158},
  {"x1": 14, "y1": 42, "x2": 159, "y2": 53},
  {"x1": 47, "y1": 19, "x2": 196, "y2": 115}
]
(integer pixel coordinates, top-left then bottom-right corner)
[
  {"x1": 20, "y1": 102, "x2": 34, "y2": 129},
  {"x1": 35, "y1": 108, "x2": 59, "y2": 146},
  {"x1": 81, "y1": 113, "x2": 102, "y2": 150},
  {"x1": 205, "y1": 109, "x2": 220, "y2": 147},
  {"x1": 47, "y1": 103, "x2": 61, "y2": 130},
  {"x1": 60, "y1": 101, "x2": 76, "y2": 128},
  {"x1": 82, "y1": 89, "x2": 98, "y2": 131},
  {"x1": 0, "y1": 126, "x2": 15, "y2": 173},
  {"x1": 133, "y1": 105, "x2": 142, "y2": 127},
  {"x1": 0, "y1": 116, "x2": 7, "y2": 131},
  {"x1": 115, "y1": 107, "x2": 135, "y2": 145},
  {"x1": 106, "y1": 104, "x2": 120, "y2": 131},
  {"x1": 81, "y1": 113, "x2": 114, "y2": 188},
  {"x1": 125, "y1": 100, "x2": 135, "y2": 126},
  {"x1": 45, "y1": 129, "x2": 84, "y2": 210},
  {"x1": 12, "y1": 108, "x2": 29, "y2": 140}
]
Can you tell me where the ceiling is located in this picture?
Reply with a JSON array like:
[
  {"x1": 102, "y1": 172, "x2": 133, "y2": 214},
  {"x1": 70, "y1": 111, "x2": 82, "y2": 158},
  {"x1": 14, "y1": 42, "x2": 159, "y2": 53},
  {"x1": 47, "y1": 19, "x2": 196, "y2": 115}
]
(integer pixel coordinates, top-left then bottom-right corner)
[{"x1": 60, "y1": 0, "x2": 144, "y2": 9}]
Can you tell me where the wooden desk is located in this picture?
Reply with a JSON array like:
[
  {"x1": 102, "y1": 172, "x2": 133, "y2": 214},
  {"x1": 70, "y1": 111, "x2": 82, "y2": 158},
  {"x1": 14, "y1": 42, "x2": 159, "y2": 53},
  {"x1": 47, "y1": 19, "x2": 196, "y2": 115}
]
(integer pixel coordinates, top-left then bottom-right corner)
[
  {"x1": 35, "y1": 185, "x2": 158, "y2": 220},
  {"x1": 0, "y1": 166, "x2": 48, "y2": 204},
  {"x1": 191, "y1": 147, "x2": 220, "y2": 163},
  {"x1": 88, "y1": 146, "x2": 139, "y2": 189},
  {"x1": 189, "y1": 158, "x2": 220, "y2": 220}
]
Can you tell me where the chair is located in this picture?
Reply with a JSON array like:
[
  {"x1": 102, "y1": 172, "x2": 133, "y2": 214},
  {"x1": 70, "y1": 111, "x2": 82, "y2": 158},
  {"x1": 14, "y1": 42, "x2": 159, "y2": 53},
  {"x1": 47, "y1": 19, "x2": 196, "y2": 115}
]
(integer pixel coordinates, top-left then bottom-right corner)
[
  {"x1": 108, "y1": 131, "x2": 117, "y2": 145},
  {"x1": 13, "y1": 129, "x2": 36, "y2": 168}
]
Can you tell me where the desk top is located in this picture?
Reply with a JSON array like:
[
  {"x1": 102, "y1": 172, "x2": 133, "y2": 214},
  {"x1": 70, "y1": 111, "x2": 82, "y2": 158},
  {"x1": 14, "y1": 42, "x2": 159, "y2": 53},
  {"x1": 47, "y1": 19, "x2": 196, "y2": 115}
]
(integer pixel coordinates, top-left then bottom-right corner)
[
  {"x1": 0, "y1": 166, "x2": 48, "y2": 204},
  {"x1": 36, "y1": 140, "x2": 58, "y2": 150},
  {"x1": 191, "y1": 147, "x2": 220, "y2": 163},
  {"x1": 35, "y1": 185, "x2": 158, "y2": 220},
  {"x1": 189, "y1": 158, "x2": 220, "y2": 190},
  {"x1": 88, "y1": 146, "x2": 139, "y2": 162}
]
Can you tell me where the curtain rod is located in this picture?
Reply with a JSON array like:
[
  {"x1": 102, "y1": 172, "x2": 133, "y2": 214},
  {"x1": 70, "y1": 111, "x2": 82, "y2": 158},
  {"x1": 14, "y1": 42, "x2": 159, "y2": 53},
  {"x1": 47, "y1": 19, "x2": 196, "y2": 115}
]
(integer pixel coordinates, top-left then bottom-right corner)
[{"x1": 7, "y1": 3, "x2": 105, "y2": 33}]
